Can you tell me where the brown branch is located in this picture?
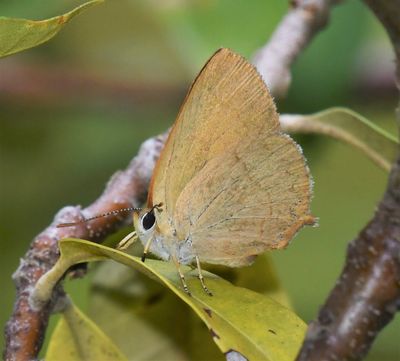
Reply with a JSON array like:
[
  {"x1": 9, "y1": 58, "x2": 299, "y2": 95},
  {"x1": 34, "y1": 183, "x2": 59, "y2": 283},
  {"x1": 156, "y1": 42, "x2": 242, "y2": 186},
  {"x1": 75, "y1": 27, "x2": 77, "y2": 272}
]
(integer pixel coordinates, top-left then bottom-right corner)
[
  {"x1": 296, "y1": 0, "x2": 400, "y2": 360},
  {"x1": 0, "y1": 59, "x2": 184, "y2": 108},
  {"x1": 296, "y1": 176, "x2": 400, "y2": 360},
  {"x1": 253, "y1": 0, "x2": 340, "y2": 98},
  {"x1": 4, "y1": 134, "x2": 167, "y2": 361}
]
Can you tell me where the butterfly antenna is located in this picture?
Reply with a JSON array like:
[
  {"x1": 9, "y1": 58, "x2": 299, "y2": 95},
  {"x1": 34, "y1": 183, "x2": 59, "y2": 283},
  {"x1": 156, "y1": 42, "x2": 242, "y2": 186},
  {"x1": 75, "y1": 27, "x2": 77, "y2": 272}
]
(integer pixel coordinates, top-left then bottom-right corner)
[
  {"x1": 151, "y1": 202, "x2": 163, "y2": 213},
  {"x1": 57, "y1": 207, "x2": 142, "y2": 228}
]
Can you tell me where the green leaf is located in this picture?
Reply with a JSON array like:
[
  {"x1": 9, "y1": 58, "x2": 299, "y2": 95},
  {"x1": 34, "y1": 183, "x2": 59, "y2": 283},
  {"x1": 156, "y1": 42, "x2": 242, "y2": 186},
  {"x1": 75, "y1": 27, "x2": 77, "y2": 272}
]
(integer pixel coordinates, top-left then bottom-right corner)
[
  {"x1": 280, "y1": 107, "x2": 399, "y2": 172},
  {"x1": 35, "y1": 238, "x2": 306, "y2": 361},
  {"x1": 0, "y1": 0, "x2": 102, "y2": 58},
  {"x1": 46, "y1": 301, "x2": 127, "y2": 361}
]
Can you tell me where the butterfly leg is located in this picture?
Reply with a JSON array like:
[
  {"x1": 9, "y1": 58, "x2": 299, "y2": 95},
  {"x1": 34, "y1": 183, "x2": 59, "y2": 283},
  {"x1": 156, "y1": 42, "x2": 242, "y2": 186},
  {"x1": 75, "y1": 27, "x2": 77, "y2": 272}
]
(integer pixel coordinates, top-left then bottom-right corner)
[
  {"x1": 195, "y1": 256, "x2": 213, "y2": 296},
  {"x1": 141, "y1": 235, "x2": 156, "y2": 262},
  {"x1": 116, "y1": 231, "x2": 138, "y2": 250},
  {"x1": 172, "y1": 256, "x2": 191, "y2": 296}
]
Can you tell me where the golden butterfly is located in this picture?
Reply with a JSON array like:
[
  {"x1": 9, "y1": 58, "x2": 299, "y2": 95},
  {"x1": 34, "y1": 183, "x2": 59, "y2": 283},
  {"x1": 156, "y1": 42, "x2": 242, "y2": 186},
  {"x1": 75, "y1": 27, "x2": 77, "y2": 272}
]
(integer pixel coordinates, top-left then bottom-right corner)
[{"x1": 59, "y1": 48, "x2": 316, "y2": 296}]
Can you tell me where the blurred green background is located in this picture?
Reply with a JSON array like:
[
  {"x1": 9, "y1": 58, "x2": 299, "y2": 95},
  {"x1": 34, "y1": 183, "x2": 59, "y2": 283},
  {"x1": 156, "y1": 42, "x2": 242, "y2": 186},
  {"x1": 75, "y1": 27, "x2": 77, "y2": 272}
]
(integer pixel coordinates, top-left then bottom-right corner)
[{"x1": 1, "y1": 0, "x2": 399, "y2": 360}]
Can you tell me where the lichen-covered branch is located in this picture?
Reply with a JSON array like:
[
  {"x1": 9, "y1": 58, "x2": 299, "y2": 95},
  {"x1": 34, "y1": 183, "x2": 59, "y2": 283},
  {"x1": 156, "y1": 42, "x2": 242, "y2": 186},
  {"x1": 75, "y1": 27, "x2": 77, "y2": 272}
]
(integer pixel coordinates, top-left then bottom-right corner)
[
  {"x1": 296, "y1": 0, "x2": 400, "y2": 360},
  {"x1": 4, "y1": 134, "x2": 167, "y2": 361},
  {"x1": 253, "y1": 0, "x2": 339, "y2": 97},
  {"x1": 296, "y1": 171, "x2": 400, "y2": 360}
]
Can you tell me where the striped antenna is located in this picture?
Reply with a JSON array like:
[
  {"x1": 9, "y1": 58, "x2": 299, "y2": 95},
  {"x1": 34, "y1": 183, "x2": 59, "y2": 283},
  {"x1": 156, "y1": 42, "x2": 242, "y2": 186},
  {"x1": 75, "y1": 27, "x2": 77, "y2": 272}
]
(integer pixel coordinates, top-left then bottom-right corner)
[{"x1": 57, "y1": 207, "x2": 141, "y2": 228}]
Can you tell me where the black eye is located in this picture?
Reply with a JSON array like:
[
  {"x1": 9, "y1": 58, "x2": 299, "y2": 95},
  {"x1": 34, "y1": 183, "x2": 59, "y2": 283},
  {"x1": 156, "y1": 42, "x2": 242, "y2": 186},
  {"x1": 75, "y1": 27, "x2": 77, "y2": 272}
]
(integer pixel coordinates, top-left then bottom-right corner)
[{"x1": 142, "y1": 211, "x2": 156, "y2": 231}]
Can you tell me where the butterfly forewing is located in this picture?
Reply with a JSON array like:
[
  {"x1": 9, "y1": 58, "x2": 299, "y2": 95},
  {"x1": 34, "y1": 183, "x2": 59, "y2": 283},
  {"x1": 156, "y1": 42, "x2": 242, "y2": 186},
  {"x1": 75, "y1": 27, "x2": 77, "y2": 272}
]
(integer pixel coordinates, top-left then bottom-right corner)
[{"x1": 148, "y1": 49, "x2": 280, "y2": 236}]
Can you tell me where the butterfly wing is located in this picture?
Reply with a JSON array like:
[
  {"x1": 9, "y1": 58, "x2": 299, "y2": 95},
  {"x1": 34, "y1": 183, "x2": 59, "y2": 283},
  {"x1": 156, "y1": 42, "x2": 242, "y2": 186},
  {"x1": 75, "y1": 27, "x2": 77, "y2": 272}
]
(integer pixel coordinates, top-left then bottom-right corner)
[
  {"x1": 173, "y1": 133, "x2": 314, "y2": 267},
  {"x1": 148, "y1": 48, "x2": 280, "y2": 236}
]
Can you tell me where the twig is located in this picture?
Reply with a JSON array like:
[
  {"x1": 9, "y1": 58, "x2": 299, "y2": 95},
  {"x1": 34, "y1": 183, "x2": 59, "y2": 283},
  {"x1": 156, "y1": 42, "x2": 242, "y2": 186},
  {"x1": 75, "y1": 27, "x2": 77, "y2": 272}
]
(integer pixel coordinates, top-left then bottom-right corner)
[
  {"x1": 253, "y1": 0, "x2": 339, "y2": 98},
  {"x1": 0, "y1": 59, "x2": 184, "y2": 108},
  {"x1": 296, "y1": 0, "x2": 400, "y2": 360},
  {"x1": 4, "y1": 134, "x2": 167, "y2": 361},
  {"x1": 280, "y1": 111, "x2": 398, "y2": 172}
]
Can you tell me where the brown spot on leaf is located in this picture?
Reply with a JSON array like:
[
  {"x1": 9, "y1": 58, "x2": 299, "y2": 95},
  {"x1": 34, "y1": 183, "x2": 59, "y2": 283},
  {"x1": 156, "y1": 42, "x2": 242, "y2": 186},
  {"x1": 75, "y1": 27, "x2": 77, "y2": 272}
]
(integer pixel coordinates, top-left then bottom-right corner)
[
  {"x1": 204, "y1": 308, "x2": 212, "y2": 317},
  {"x1": 268, "y1": 328, "x2": 277, "y2": 335},
  {"x1": 210, "y1": 328, "x2": 220, "y2": 339},
  {"x1": 57, "y1": 15, "x2": 66, "y2": 25}
]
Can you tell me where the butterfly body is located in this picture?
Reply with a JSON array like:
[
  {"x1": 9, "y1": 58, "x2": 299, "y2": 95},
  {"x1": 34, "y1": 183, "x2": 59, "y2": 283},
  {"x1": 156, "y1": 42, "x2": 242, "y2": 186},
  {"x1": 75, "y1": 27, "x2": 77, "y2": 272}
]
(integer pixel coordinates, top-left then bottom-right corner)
[{"x1": 133, "y1": 207, "x2": 197, "y2": 265}]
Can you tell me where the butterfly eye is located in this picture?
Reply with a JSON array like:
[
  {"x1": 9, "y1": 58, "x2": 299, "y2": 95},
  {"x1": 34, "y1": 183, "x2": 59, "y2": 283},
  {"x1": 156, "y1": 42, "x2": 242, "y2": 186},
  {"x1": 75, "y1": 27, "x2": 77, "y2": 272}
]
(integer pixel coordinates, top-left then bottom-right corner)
[{"x1": 141, "y1": 211, "x2": 156, "y2": 231}]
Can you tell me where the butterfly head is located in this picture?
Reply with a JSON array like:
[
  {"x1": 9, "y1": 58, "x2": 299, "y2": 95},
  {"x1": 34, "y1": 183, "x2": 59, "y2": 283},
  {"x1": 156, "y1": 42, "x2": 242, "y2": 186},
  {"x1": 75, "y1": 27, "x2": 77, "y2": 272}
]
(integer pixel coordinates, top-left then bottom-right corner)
[{"x1": 133, "y1": 203, "x2": 163, "y2": 244}]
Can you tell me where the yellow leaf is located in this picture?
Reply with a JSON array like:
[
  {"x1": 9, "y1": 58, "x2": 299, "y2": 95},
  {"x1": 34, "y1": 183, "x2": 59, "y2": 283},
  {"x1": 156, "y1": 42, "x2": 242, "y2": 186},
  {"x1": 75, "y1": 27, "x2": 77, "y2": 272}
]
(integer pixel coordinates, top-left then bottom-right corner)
[
  {"x1": 36, "y1": 239, "x2": 306, "y2": 361},
  {"x1": 90, "y1": 260, "x2": 223, "y2": 360},
  {"x1": 46, "y1": 302, "x2": 127, "y2": 361}
]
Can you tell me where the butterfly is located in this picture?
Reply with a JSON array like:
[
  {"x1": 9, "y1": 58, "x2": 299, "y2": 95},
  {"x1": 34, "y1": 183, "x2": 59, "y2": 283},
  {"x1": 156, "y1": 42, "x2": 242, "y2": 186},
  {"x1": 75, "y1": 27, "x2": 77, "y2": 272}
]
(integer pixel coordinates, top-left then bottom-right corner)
[
  {"x1": 116, "y1": 48, "x2": 315, "y2": 295},
  {"x1": 59, "y1": 48, "x2": 315, "y2": 295}
]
